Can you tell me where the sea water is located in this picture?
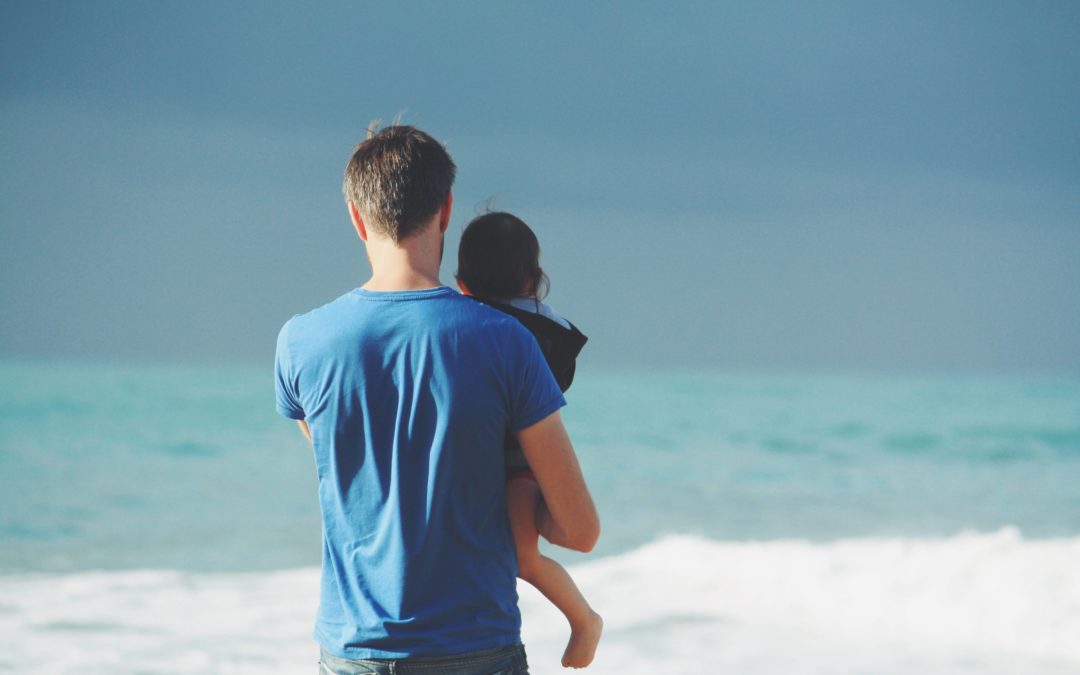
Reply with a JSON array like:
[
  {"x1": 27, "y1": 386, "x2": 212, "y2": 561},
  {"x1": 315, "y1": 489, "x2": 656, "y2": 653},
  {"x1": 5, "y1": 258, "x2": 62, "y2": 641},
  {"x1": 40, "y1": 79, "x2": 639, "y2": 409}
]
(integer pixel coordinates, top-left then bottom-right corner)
[{"x1": 1, "y1": 361, "x2": 1079, "y2": 674}]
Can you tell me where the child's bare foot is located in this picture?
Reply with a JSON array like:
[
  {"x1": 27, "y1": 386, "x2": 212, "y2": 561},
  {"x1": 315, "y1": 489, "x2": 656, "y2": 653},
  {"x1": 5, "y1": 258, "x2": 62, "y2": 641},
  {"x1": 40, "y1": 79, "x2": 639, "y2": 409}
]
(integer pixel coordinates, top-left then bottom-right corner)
[{"x1": 561, "y1": 610, "x2": 603, "y2": 668}]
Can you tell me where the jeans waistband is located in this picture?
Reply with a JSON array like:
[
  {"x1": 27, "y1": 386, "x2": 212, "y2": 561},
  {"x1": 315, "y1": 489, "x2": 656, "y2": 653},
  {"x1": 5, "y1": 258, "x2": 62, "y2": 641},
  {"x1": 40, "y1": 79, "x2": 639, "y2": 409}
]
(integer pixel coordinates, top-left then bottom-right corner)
[{"x1": 318, "y1": 643, "x2": 528, "y2": 675}]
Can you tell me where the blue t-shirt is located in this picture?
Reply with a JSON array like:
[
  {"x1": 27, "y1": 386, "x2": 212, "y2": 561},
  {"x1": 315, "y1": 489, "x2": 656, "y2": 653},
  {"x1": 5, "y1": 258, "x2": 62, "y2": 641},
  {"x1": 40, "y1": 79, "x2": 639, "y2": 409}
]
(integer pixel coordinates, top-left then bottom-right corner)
[{"x1": 275, "y1": 286, "x2": 565, "y2": 659}]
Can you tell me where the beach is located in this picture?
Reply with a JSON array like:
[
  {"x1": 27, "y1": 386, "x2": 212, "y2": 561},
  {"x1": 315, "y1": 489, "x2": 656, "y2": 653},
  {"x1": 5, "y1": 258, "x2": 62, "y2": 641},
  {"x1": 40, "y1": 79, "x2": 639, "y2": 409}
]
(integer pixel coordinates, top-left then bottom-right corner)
[{"x1": 2, "y1": 361, "x2": 1079, "y2": 673}]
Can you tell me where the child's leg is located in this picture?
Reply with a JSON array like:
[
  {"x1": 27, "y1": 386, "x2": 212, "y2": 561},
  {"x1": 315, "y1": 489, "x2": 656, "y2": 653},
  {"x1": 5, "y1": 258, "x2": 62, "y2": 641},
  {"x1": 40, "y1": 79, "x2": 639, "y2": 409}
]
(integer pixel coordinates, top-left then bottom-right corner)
[{"x1": 507, "y1": 476, "x2": 603, "y2": 668}]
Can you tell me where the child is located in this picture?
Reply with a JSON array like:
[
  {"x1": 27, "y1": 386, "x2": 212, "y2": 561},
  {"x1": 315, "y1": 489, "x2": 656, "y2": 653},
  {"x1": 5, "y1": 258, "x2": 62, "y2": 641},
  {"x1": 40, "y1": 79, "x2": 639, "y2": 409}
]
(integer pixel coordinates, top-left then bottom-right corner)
[{"x1": 456, "y1": 212, "x2": 603, "y2": 669}]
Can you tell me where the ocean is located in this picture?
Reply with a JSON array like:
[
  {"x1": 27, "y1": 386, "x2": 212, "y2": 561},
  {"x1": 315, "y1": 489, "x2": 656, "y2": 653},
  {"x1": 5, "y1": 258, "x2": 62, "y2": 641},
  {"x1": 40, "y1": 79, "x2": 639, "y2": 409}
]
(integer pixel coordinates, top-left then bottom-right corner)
[{"x1": 1, "y1": 361, "x2": 1079, "y2": 674}]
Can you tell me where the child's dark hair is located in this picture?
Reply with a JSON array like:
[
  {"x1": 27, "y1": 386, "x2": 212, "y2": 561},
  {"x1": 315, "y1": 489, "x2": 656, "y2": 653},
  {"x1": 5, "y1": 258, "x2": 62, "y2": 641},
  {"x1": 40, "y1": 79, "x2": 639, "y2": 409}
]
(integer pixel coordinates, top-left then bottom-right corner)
[{"x1": 456, "y1": 212, "x2": 549, "y2": 299}]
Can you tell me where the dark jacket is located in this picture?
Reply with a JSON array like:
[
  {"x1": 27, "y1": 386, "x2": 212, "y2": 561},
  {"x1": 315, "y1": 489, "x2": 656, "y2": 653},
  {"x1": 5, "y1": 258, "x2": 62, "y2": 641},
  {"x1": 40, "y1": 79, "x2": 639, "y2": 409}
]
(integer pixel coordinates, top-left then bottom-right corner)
[{"x1": 473, "y1": 297, "x2": 587, "y2": 392}]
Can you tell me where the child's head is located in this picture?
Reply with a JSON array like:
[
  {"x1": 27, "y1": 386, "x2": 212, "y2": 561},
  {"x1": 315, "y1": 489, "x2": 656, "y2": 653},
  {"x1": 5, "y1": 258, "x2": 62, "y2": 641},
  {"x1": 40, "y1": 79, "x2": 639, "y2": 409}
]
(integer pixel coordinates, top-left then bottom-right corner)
[{"x1": 456, "y1": 212, "x2": 549, "y2": 299}]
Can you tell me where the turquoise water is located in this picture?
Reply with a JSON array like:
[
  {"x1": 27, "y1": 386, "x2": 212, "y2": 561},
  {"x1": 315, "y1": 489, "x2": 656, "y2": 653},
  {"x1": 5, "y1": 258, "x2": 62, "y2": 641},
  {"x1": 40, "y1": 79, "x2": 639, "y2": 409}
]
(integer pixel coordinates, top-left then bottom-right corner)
[
  {"x1": 2, "y1": 361, "x2": 1078, "y2": 573},
  {"x1": 3, "y1": 361, "x2": 1080, "y2": 673}
]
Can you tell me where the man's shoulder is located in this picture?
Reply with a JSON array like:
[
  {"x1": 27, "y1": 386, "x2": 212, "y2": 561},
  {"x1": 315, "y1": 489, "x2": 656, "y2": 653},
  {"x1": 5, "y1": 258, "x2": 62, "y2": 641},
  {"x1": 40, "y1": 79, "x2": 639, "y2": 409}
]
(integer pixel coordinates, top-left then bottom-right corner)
[
  {"x1": 276, "y1": 290, "x2": 362, "y2": 351},
  {"x1": 454, "y1": 294, "x2": 537, "y2": 336},
  {"x1": 280, "y1": 288, "x2": 542, "y2": 349},
  {"x1": 282, "y1": 289, "x2": 360, "y2": 326},
  {"x1": 471, "y1": 297, "x2": 582, "y2": 343}
]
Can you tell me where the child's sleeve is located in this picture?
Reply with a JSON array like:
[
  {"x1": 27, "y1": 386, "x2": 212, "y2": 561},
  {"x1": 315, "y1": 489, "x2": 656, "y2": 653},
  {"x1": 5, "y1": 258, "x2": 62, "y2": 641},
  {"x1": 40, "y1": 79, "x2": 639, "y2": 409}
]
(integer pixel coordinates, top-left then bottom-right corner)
[
  {"x1": 508, "y1": 327, "x2": 566, "y2": 432},
  {"x1": 550, "y1": 323, "x2": 588, "y2": 391}
]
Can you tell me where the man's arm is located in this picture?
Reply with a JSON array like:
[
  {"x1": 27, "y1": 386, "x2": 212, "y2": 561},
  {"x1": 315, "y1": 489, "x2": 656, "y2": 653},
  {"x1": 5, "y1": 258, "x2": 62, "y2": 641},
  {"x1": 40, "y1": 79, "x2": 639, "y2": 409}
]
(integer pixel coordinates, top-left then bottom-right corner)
[
  {"x1": 297, "y1": 420, "x2": 312, "y2": 445},
  {"x1": 517, "y1": 410, "x2": 600, "y2": 552}
]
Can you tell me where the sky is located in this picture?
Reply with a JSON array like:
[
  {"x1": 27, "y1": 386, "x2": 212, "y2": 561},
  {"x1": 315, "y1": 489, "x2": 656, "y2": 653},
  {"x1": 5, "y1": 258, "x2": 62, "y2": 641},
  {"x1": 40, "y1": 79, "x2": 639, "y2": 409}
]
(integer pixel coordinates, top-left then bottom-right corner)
[{"x1": 2, "y1": 1, "x2": 1078, "y2": 372}]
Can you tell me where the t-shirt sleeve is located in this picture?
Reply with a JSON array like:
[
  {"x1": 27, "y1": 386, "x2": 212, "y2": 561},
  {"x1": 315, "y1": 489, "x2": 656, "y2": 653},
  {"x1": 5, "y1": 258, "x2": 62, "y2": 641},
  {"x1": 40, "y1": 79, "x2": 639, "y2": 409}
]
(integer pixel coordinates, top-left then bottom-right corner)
[
  {"x1": 508, "y1": 326, "x2": 567, "y2": 431},
  {"x1": 274, "y1": 321, "x2": 305, "y2": 420}
]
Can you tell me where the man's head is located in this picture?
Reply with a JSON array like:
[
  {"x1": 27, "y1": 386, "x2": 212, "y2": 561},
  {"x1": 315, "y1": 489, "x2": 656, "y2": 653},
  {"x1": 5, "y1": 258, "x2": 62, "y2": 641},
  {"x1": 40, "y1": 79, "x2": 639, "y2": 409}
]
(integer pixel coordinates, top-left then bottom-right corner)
[{"x1": 343, "y1": 124, "x2": 456, "y2": 243}]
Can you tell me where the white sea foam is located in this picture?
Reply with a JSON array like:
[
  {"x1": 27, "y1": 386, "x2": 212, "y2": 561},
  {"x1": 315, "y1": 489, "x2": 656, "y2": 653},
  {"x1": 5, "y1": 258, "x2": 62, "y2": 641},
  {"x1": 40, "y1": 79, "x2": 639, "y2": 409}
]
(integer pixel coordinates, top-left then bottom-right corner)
[
  {"x1": 522, "y1": 528, "x2": 1080, "y2": 674},
  {"x1": 2, "y1": 529, "x2": 1078, "y2": 674}
]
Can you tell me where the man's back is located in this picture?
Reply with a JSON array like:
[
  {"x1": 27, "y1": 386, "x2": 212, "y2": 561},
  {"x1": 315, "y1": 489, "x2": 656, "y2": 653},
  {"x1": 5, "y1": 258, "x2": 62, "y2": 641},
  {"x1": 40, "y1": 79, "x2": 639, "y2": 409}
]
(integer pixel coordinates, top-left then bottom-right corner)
[{"x1": 275, "y1": 286, "x2": 565, "y2": 659}]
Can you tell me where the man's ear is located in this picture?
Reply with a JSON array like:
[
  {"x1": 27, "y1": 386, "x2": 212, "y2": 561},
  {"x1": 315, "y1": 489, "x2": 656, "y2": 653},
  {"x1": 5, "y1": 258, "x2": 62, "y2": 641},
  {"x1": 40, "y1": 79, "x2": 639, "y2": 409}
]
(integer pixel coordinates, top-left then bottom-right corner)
[
  {"x1": 438, "y1": 192, "x2": 453, "y2": 233},
  {"x1": 348, "y1": 201, "x2": 368, "y2": 241}
]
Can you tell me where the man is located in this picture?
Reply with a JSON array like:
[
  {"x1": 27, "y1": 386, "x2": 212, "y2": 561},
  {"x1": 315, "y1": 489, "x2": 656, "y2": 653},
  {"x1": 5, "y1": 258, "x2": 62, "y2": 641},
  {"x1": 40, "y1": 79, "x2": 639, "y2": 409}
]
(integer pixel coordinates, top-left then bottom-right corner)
[{"x1": 275, "y1": 125, "x2": 599, "y2": 674}]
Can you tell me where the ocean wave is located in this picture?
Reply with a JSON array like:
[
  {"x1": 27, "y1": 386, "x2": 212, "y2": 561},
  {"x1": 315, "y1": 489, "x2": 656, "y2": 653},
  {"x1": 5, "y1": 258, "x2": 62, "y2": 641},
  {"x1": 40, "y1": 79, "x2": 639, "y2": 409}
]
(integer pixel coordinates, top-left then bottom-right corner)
[
  {"x1": 2, "y1": 530, "x2": 1078, "y2": 674},
  {"x1": 521, "y1": 528, "x2": 1080, "y2": 674}
]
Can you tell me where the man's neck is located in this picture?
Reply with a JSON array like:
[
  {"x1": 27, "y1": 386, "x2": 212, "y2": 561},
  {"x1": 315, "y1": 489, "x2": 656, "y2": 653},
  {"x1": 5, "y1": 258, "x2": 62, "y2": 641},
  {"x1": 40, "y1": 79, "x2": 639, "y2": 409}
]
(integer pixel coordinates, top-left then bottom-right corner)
[
  {"x1": 362, "y1": 270, "x2": 442, "y2": 292},
  {"x1": 361, "y1": 226, "x2": 444, "y2": 292}
]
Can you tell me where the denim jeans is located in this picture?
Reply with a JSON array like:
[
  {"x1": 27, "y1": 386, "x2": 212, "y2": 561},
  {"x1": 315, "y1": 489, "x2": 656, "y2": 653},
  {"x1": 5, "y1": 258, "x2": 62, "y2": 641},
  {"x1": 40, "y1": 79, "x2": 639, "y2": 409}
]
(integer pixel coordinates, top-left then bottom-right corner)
[{"x1": 318, "y1": 644, "x2": 529, "y2": 675}]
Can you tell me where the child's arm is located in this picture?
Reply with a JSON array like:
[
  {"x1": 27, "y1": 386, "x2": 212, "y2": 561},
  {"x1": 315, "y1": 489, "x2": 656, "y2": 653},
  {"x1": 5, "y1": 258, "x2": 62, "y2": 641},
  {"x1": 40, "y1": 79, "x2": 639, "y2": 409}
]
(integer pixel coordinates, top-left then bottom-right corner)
[
  {"x1": 517, "y1": 410, "x2": 599, "y2": 552},
  {"x1": 297, "y1": 420, "x2": 312, "y2": 445}
]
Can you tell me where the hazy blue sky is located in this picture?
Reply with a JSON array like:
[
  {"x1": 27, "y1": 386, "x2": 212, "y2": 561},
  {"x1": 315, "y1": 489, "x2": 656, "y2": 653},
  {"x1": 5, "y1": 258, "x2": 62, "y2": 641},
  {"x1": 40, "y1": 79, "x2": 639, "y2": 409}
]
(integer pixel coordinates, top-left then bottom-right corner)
[{"x1": 2, "y1": 1, "x2": 1078, "y2": 371}]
